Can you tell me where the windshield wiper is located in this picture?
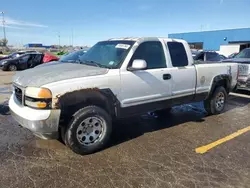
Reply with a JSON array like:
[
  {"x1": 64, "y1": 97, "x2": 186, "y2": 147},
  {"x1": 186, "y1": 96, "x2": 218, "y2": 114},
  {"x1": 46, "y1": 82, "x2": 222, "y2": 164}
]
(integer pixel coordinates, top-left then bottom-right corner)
[{"x1": 80, "y1": 60, "x2": 109, "y2": 68}]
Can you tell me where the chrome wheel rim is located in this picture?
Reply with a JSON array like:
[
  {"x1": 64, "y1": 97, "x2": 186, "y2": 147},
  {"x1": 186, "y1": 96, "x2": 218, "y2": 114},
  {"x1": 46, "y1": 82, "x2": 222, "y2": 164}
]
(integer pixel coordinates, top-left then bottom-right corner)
[
  {"x1": 215, "y1": 92, "x2": 225, "y2": 111},
  {"x1": 76, "y1": 117, "x2": 105, "y2": 145}
]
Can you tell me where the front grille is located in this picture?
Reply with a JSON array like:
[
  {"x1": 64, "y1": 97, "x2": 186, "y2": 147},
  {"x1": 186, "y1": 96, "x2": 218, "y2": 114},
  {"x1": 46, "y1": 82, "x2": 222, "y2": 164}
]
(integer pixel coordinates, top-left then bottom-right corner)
[{"x1": 14, "y1": 86, "x2": 23, "y2": 104}]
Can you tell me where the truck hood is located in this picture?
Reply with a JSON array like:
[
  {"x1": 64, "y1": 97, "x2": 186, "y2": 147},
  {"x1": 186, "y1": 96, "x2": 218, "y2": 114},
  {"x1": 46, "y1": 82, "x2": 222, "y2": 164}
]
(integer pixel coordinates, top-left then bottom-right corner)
[
  {"x1": 223, "y1": 58, "x2": 250, "y2": 64},
  {"x1": 13, "y1": 62, "x2": 108, "y2": 87}
]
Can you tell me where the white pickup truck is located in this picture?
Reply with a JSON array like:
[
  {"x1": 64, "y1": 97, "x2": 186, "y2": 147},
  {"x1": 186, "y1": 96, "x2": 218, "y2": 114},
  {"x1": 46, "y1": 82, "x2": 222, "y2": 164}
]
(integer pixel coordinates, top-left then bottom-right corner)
[{"x1": 9, "y1": 37, "x2": 238, "y2": 155}]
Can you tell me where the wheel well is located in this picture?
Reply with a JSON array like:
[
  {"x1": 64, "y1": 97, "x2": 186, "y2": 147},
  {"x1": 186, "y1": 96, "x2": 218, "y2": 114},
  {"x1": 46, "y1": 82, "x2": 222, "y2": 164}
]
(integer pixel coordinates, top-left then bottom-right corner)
[
  {"x1": 215, "y1": 79, "x2": 229, "y2": 93},
  {"x1": 209, "y1": 76, "x2": 231, "y2": 98},
  {"x1": 57, "y1": 89, "x2": 116, "y2": 127}
]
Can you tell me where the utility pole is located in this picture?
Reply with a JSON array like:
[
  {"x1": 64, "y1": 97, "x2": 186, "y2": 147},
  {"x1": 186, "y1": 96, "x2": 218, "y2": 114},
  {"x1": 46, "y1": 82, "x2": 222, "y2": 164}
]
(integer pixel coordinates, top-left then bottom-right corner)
[
  {"x1": 58, "y1": 32, "x2": 60, "y2": 49},
  {"x1": 1, "y1": 11, "x2": 6, "y2": 46},
  {"x1": 71, "y1": 29, "x2": 74, "y2": 47}
]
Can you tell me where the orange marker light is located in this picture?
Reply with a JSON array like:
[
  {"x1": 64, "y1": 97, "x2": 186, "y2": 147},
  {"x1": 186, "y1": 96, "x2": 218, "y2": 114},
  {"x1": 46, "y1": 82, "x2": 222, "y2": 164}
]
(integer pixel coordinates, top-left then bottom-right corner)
[
  {"x1": 38, "y1": 88, "x2": 52, "y2": 98},
  {"x1": 37, "y1": 102, "x2": 47, "y2": 108}
]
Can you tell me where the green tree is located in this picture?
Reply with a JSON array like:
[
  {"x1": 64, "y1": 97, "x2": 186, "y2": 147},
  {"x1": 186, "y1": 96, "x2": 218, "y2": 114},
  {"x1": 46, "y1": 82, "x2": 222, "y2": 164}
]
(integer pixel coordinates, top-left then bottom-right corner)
[{"x1": 0, "y1": 38, "x2": 8, "y2": 46}]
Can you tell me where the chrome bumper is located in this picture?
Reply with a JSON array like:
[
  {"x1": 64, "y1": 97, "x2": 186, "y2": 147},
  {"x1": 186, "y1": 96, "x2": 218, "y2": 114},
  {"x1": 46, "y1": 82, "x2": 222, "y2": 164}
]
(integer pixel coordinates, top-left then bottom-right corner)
[
  {"x1": 9, "y1": 94, "x2": 61, "y2": 139},
  {"x1": 10, "y1": 108, "x2": 60, "y2": 139}
]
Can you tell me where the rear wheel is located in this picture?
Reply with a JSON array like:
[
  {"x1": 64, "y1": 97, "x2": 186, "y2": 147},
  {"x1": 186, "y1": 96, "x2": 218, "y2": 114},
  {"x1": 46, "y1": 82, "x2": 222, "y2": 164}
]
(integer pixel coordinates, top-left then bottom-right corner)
[
  {"x1": 8, "y1": 64, "x2": 17, "y2": 71},
  {"x1": 64, "y1": 106, "x2": 112, "y2": 155},
  {"x1": 204, "y1": 86, "x2": 227, "y2": 115}
]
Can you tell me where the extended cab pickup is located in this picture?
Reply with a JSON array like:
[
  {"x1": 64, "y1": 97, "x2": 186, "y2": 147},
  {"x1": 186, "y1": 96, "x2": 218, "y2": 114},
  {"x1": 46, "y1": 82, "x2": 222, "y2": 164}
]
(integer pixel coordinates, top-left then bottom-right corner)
[{"x1": 9, "y1": 37, "x2": 238, "y2": 155}]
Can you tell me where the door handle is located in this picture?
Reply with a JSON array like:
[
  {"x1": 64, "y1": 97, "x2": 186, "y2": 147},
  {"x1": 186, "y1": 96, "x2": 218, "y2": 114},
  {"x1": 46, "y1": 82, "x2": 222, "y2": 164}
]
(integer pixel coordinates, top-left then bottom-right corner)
[{"x1": 163, "y1": 74, "x2": 171, "y2": 80}]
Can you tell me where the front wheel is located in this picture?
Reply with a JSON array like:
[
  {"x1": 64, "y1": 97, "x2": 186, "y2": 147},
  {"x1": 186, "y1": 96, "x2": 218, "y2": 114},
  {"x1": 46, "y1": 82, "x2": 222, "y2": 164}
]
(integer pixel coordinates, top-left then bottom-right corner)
[
  {"x1": 204, "y1": 86, "x2": 227, "y2": 115},
  {"x1": 8, "y1": 64, "x2": 17, "y2": 71},
  {"x1": 64, "y1": 106, "x2": 112, "y2": 155}
]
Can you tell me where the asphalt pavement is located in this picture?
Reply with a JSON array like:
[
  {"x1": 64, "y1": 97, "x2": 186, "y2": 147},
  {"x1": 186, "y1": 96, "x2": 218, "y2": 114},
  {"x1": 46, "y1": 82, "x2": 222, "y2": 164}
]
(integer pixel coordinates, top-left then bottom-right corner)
[{"x1": 0, "y1": 70, "x2": 250, "y2": 188}]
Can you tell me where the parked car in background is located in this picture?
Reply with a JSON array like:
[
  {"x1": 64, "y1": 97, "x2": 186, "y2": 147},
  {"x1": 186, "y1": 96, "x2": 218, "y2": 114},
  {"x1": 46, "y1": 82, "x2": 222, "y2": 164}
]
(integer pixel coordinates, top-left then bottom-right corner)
[
  {"x1": 194, "y1": 51, "x2": 223, "y2": 62},
  {"x1": 191, "y1": 49, "x2": 200, "y2": 57},
  {"x1": 9, "y1": 37, "x2": 238, "y2": 154},
  {"x1": 59, "y1": 49, "x2": 86, "y2": 62},
  {"x1": 43, "y1": 52, "x2": 59, "y2": 63},
  {"x1": 219, "y1": 54, "x2": 227, "y2": 60},
  {"x1": 223, "y1": 48, "x2": 250, "y2": 91},
  {"x1": 34, "y1": 50, "x2": 86, "y2": 69},
  {"x1": 0, "y1": 52, "x2": 44, "y2": 71},
  {"x1": 228, "y1": 52, "x2": 239, "y2": 59},
  {"x1": 0, "y1": 50, "x2": 38, "y2": 61}
]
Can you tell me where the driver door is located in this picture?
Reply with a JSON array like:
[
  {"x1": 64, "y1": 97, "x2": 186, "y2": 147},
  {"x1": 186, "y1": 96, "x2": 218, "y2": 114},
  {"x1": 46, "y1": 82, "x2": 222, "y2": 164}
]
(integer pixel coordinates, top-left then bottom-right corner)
[
  {"x1": 18, "y1": 54, "x2": 30, "y2": 70},
  {"x1": 30, "y1": 54, "x2": 43, "y2": 67},
  {"x1": 119, "y1": 41, "x2": 172, "y2": 115}
]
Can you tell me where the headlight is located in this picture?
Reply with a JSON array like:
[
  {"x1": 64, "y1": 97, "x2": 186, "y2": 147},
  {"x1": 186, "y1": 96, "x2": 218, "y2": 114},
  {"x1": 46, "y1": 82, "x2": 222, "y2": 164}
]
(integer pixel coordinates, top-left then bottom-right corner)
[
  {"x1": 25, "y1": 87, "x2": 52, "y2": 109},
  {"x1": 1, "y1": 60, "x2": 7, "y2": 65}
]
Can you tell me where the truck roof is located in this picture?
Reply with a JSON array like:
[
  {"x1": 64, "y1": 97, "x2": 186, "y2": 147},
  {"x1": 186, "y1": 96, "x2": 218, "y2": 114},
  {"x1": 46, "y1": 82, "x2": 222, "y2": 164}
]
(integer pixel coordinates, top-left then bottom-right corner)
[{"x1": 107, "y1": 37, "x2": 187, "y2": 43}]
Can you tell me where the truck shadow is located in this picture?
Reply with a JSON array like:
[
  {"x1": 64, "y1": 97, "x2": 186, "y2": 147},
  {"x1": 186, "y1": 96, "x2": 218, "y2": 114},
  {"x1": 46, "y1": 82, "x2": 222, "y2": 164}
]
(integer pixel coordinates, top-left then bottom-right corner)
[
  {"x1": 108, "y1": 95, "x2": 250, "y2": 149},
  {"x1": 108, "y1": 104, "x2": 205, "y2": 148}
]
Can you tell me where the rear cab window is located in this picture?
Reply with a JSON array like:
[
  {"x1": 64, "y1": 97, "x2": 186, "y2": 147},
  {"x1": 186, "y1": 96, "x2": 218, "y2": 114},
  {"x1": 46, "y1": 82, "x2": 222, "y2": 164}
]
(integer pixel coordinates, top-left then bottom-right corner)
[{"x1": 167, "y1": 42, "x2": 188, "y2": 67}]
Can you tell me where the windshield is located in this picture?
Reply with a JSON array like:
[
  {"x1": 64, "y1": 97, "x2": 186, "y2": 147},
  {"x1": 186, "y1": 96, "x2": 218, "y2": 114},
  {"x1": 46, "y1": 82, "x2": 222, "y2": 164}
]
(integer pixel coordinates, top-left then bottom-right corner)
[
  {"x1": 60, "y1": 50, "x2": 85, "y2": 62},
  {"x1": 235, "y1": 48, "x2": 250, "y2": 58},
  {"x1": 13, "y1": 53, "x2": 27, "y2": 59},
  {"x1": 9, "y1": 52, "x2": 23, "y2": 59},
  {"x1": 79, "y1": 40, "x2": 135, "y2": 68}
]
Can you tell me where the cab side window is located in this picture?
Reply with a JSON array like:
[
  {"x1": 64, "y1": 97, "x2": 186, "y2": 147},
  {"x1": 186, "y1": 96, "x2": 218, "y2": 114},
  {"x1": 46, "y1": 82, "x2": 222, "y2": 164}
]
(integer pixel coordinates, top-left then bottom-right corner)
[
  {"x1": 33, "y1": 54, "x2": 42, "y2": 63},
  {"x1": 19, "y1": 55, "x2": 30, "y2": 62},
  {"x1": 129, "y1": 41, "x2": 166, "y2": 69}
]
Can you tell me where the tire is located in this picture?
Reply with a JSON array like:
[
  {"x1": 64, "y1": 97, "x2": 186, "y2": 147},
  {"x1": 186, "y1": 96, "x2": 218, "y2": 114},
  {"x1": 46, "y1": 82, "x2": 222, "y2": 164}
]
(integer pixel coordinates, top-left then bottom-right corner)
[
  {"x1": 2, "y1": 66, "x2": 8, "y2": 71},
  {"x1": 8, "y1": 64, "x2": 17, "y2": 71},
  {"x1": 154, "y1": 108, "x2": 172, "y2": 117},
  {"x1": 64, "y1": 106, "x2": 112, "y2": 155},
  {"x1": 204, "y1": 86, "x2": 227, "y2": 115}
]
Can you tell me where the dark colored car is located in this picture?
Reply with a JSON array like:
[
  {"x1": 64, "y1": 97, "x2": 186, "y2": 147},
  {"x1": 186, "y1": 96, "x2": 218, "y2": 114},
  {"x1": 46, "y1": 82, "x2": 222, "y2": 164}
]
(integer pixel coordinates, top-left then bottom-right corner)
[
  {"x1": 194, "y1": 51, "x2": 223, "y2": 62},
  {"x1": 228, "y1": 52, "x2": 239, "y2": 59},
  {"x1": 0, "y1": 52, "x2": 44, "y2": 71},
  {"x1": 191, "y1": 49, "x2": 200, "y2": 57},
  {"x1": 0, "y1": 52, "x2": 25, "y2": 61},
  {"x1": 223, "y1": 48, "x2": 250, "y2": 64},
  {"x1": 0, "y1": 50, "x2": 38, "y2": 61},
  {"x1": 219, "y1": 54, "x2": 227, "y2": 60},
  {"x1": 34, "y1": 50, "x2": 86, "y2": 69},
  {"x1": 223, "y1": 48, "x2": 250, "y2": 91}
]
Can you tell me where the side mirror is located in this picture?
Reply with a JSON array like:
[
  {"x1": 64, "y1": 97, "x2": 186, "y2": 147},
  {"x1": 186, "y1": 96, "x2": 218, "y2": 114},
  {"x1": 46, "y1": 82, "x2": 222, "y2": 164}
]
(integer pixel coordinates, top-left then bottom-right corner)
[{"x1": 128, "y1": 59, "x2": 147, "y2": 71}]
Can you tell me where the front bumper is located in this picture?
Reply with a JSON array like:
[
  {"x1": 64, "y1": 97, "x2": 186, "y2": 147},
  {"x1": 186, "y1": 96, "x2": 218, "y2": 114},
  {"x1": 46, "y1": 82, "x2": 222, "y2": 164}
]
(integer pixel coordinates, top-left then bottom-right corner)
[
  {"x1": 0, "y1": 63, "x2": 8, "y2": 70},
  {"x1": 9, "y1": 94, "x2": 61, "y2": 139}
]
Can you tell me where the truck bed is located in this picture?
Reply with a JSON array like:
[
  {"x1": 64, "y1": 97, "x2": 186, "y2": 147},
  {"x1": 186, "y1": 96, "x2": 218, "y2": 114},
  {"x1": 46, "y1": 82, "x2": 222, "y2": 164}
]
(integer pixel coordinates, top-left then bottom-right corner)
[{"x1": 194, "y1": 62, "x2": 238, "y2": 94}]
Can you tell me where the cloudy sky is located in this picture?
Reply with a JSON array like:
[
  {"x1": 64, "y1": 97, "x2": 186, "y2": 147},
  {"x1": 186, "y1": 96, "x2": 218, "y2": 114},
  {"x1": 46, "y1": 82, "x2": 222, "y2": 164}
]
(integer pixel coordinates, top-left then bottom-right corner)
[{"x1": 1, "y1": 0, "x2": 250, "y2": 46}]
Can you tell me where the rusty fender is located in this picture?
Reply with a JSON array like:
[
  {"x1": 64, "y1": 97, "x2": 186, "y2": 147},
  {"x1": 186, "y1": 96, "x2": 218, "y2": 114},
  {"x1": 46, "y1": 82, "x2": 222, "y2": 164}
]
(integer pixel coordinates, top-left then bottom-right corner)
[{"x1": 53, "y1": 88, "x2": 117, "y2": 117}]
